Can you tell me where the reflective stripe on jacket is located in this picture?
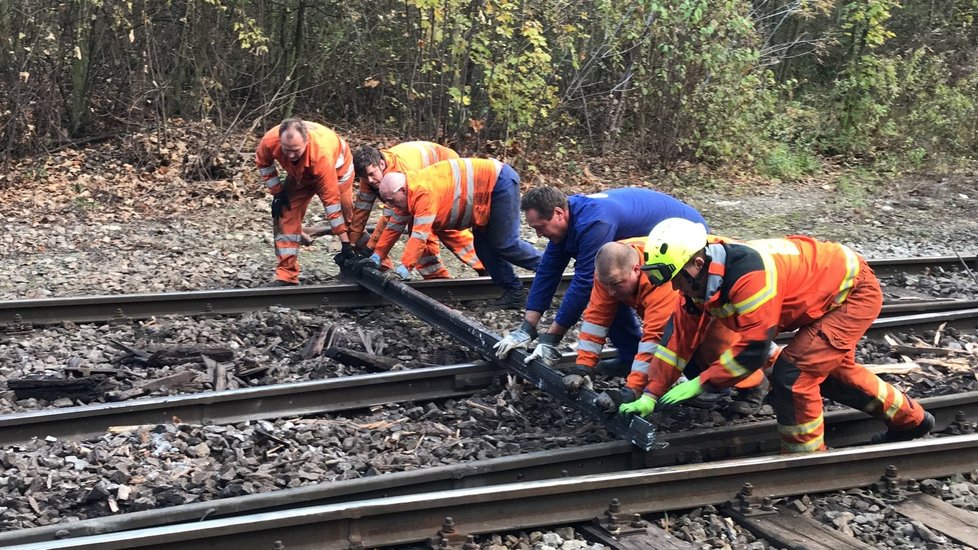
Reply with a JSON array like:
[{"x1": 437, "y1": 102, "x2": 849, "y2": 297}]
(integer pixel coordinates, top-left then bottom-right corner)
[
  {"x1": 349, "y1": 142, "x2": 458, "y2": 244},
  {"x1": 375, "y1": 158, "x2": 502, "y2": 269},
  {"x1": 256, "y1": 122, "x2": 353, "y2": 235},
  {"x1": 575, "y1": 239, "x2": 679, "y2": 390},
  {"x1": 644, "y1": 235, "x2": 863, "y2": 397},
  {"x1": 526, "y1": 188, "x2": 708, "y2": 330}
]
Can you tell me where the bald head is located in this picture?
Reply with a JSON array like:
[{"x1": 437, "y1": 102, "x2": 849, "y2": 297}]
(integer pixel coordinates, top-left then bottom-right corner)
[
  {"x1": 379, "y1": 172, "x2": 408, "y2": 210},
  {"x1": 595, "y1": 242, "x2": 639, "y2": 283},
  {"x1": 595, "y1": 242, "x2": 643, "y2": 300}
]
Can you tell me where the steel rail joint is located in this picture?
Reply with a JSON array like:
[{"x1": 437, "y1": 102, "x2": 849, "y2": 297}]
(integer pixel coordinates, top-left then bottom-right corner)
[{"x1": 341, "y1": 264, "x2": 659, "y2": 450}]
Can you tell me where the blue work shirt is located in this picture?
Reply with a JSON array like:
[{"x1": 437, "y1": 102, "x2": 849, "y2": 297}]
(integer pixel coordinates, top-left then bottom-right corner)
[{"x1": 525, "y1": 188, "x2": 708, "y2": 328}]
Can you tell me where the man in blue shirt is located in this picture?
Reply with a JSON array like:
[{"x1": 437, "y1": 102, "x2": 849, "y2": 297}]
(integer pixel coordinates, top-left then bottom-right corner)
[{"x1": 494, "y1": 186, "x2": 707, "y2": 375}]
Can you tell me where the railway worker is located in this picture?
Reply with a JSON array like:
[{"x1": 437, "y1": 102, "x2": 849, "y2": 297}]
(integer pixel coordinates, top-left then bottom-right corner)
[
  {"x1": 372, "y1": 158, "x2": 541, "y2": 301},
  {"x1": 256, "y1": 118, "x2": 356, "y2": 286},
  {"x1": 561, "y1": 238, "x2": 770, "y2": 414},
  {"x1": 492, "y1": 186, "x2": 706, "y2": 373},
  {"x1": 352, "y1": 143, "x2": 485, "y2": 278},
  {"x1": 619, "y1": 218, "x2": 935, "y2": 453}
]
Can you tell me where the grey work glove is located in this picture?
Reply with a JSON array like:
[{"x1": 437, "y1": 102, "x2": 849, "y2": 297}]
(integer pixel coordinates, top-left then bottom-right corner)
[
  {"x1": 493, "y1": 320, "x2": 538, "y2": 359},
  {"x1": 524, "y1": 332, "x2": 563, "y2": 367},
  {"x1": 595, "y1": 387, "x2": 639, "y2": 414},
  {"x1": 562, "y1": 365, "x2": 593, "y2": 396},
  {"x1": 381, "y1": 264, "x2": 412, "y2": 282}
]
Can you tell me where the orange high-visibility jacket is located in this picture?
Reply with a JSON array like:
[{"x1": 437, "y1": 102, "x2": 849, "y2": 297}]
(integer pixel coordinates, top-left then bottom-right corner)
[
  {"x1": 576, "y1": 239, "x2": 680, "y2": 390},
  {"x1": 375, "y1": 158, "x2": 502, "y2": 270},
  {"x1": 643, "y1": 235, "x2": 862, "y2": 398},
  {"x1": 256, "y1": 122, "x2": 354, "y2": 236},
  {"x1": 350, "y1": 142, "x2": 459, "y2": 246}
]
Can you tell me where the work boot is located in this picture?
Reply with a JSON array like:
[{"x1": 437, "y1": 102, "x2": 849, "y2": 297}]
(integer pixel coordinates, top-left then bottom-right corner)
[
  {"x1": 490, "y1": 287, "x2": 527, "y2": 310},
  {"x1": 594, "y1": 358, "x2": 630, "y2": 378},
  {"x1": 728, "y1": 379, "x2": 770, "y2": 415},
  {"x1": 685, "y1": 390, "x2": 729, "y2": 409},
  {"x1": 269, "y1": 279, "x2": 299, "y2": 287},
  {"x1": 870, "y1": 412, "x2": 935, "y2": 444}
]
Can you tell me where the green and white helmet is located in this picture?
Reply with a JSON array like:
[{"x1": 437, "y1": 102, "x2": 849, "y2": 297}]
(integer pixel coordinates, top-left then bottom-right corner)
[{"x1": 643, "y1": 218, "x2": 708, "y2": 285}]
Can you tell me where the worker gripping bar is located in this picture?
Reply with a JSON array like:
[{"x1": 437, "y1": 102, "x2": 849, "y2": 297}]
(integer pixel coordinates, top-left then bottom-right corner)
[{"x1": 342, "y1": 264, "x2": 659, "y2": 451}]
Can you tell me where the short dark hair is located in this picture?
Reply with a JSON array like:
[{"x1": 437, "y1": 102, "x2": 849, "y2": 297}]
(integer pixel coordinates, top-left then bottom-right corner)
[
  {"x1": 520, "y1": 186, "x2": 568, "y2": 219},
  {"x1": 353, "y1": 145, "x2": 385, "y2": 178},
  {"x1": 279, "y1": 117, "x2": 308, "y2": 141}
]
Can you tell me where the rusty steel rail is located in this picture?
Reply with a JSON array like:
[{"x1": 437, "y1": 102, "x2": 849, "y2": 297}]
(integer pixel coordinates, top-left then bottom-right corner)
[
  {"x1": 0, "y1": 362, "x2": 502, "y2": 446},
  {"x1": 870, "y1": 254, "x2": 978, "y2": 277},
  {"x1": 0, "y1": 275, "x2": 560, "y2": 327},
  {"x1": 4, "y1": 391, "x2": 975, "y2": 547},
  {"x1": 10, "y1": 433, "x2": 978, "y2": 550},
  {"x1": 340, "y1": 263, "x2": 661, "y2": 450},
  {"x1": 1, "y1": 301, "x2": 975, "y2": 448},
  {"x1": 2, "y1": 255, "x2": 975, "y2": 327}
]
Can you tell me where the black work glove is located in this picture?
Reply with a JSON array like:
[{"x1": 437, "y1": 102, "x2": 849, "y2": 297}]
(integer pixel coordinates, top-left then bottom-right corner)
[
  {"x1": 333, "y1": 242, "x2": 356, "y2": 268},
  {"x1": 351, "y1": 253, "x2": 382, "y2": 276},
  {"x1": 271, "y1": 190, "x2": 290, "y2": 220},
  {"x1": 595, "y1": 387, "x2": 639, "y2": 414}
]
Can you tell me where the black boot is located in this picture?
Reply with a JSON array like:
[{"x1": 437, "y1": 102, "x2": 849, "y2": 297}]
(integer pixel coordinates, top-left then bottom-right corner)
[
  {"x1": 594, "y1": 358, "x2": 630, "y2": 378},
  {"x1": 871, "y1": 412, "x2": 935, "y2": 444},
  {"x1": 490, "y1": 287, "x2": 528, "y2": 310},
  {"x1": 728, "y1": 378, "x2": 770, "y2": 415}
]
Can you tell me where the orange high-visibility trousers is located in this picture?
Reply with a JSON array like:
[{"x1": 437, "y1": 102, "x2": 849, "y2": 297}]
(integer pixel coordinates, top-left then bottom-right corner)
[
  {"x1": 628, "y1": 306, "x2": 770, "y2": 392},
  {"x1": 274, "y1": 181, "x2": 354, "y2": 283},
  {"x1": 773, "y1": 259, "x2": 926, "y2": 453}
]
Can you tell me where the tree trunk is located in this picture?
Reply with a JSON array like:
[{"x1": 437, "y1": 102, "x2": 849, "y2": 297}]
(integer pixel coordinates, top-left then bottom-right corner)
[
  {"x1": 69, "y1": 0, "x2": 93, "y2": 136},
  {"x1": 0, "y1": 1, "x2": 11, "y2": 72},
  {"x1": 282, "y1": 1, "x2": 306, "y2": 119}
]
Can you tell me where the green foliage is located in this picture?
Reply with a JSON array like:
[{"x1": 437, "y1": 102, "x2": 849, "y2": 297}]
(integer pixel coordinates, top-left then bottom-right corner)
[
  {"x1": 834, "y1": 169, "x2": 878, "y2": 206},
  {"x1": 757, "y1": 143, "x2": 822, "y2": 182},
  {"x1": 2, "y1": 0, "x2": 976, "y2": 172}
]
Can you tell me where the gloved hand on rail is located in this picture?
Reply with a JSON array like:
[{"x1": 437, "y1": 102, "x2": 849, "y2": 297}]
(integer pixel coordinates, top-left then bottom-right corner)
[
  {"x1": 351, "y1": 252, "x2": 382, "y2": 275},
  {"x1": 659, "y1": 376, "x2": 704, "y2": 406},
  {"x1": 595, "y1": 387, "x2": 638, "y2": 414},
  {"x1": 619, "y1": 394, "x2": 657, "y2": 418},
  {"x1": 524, "y1": 332, "x2": 562, "y2": 367},
  {"x1": 333, "y1": 242, "x2": 356, "y2": 267},
  {"x1": 354, "y1": 245, "x2": 373, "y2": 260},
  {"x1": 493, "y1": 320, "x2": 537, "y2": 359},
  {"x1": 381, "y1": 264, "x2": 411, "y2": 282},
  {"x1": 561, "y1": 365, "x2": 593, "y2": 396}
]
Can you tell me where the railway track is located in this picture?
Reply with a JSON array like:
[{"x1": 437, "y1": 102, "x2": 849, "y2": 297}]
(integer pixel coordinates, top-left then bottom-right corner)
[
  {"x1": 5, "y1": 255, "x2": 974, "y2": 449},
  {"x1": 3, "y1": 394, "x2": 976, "y2": 548},
  {"x1": 3, "y1": 297, "x2": 977, "y2": 446},
  {"x1": 2, "y1": 255, "x2": 977, "y2": 549},
  {"x1": 2, "y1": 255, "x2": 975, "y2": 327}
]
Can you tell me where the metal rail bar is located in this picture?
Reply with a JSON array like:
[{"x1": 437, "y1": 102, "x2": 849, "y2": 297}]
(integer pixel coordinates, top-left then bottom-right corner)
[
  {"x1": 0, "y1": 362, "x2": 501, "y2": 446},
  {"x1": 12, "y1": 434, "x2": 978, "y2": 550},
  {"x1": 0, "y1": 349, "x2": 619, "y2": 446},
  {"x1": 3, "y1": 392, "x2": 973, "y2": 546},
  {"x1": 4, "y1": 294, "x2": 975, "y2": 448},
  {"x1": 0, "y1": 275, "x2": 567, "y2": 327},
  {"x1": 870, "y1": 255, "x2": 978, "y2": 277},
  {"x1": 2, "y1": 255, "x2": 975, "y2": 327},
  {"x1": 341, "y1": 264, "x2": 660, "y2": 450}
]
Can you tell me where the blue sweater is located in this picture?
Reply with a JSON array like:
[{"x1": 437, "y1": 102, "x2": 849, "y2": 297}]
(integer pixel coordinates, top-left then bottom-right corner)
[{"x1": 526, "y1": 188, "x2": 707, "y2": 328}]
